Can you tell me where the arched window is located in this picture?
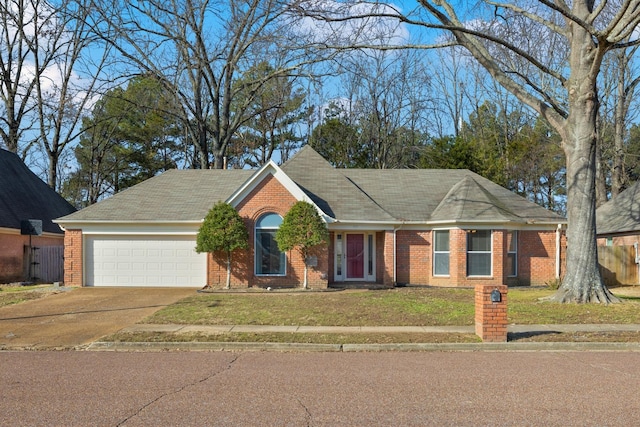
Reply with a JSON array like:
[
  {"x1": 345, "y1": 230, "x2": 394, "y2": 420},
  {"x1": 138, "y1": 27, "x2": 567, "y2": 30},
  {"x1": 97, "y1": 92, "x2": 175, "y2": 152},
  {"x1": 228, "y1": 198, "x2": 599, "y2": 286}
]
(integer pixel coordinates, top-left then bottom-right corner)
[{"x1": 255, "y1": 213, "x2": 286, "y2": 275}]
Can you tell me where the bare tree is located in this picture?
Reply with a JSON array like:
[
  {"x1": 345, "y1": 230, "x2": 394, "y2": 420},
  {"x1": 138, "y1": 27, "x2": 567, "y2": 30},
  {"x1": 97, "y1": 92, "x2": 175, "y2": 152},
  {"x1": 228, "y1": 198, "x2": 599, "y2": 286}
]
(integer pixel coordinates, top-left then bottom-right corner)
[
  {"x1": 299, "y1": 1, "x2": 640, "y2": 303},
  {"x1": 32, "y1": 0, "x2": 110, "y2": 189},
  {"x1": 90, "y1": 0, "x2": 322, "y2": 169},
  {"x1": 0, "y1": 0, "x2": 53, "y2": 155},
  {"x1": 337, "y1": 47, "x2": 431, "y2": 168},
  {"x1": 596, "y1": 45, "x2": 640, "y2": 204}
]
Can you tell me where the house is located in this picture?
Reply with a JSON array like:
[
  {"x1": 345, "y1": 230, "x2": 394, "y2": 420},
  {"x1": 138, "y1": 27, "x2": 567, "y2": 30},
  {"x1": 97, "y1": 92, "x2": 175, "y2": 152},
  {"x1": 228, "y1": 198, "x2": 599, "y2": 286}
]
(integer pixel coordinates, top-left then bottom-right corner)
[
  {"x1": 595, "y1": 182, "x2": 640, "y2": 285},
  {"x1": 596, "y1": 182, "x2": 640, "y2": 246},
  {"x1": 55, "y1": 146, "x2": 566, "y2": 288},
  {"x1": 0, "y1": 149, "x2": 76, "y2": 283}
]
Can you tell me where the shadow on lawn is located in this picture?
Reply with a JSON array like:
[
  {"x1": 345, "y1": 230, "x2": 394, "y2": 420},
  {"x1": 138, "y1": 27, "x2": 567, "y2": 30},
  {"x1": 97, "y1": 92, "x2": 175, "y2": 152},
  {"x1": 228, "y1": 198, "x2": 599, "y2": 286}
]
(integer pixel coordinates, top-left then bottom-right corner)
[{"x1": 508, "y1": 331, "x2": 562, "y2": 341}]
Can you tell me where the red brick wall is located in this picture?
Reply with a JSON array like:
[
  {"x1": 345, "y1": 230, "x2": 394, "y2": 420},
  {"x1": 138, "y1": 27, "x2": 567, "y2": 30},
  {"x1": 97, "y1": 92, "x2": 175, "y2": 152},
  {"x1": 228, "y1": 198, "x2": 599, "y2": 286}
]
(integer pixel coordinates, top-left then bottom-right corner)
[
  {"x1": 394, "y1": 228, "x2": 562, "y2": 288},
  {"x1": 208, "y1": 174, "x2": 329, "y2": 289},
  {"x1": 395, "y1": 230, "x2": 430, "y2": 285},
  {"x1": 63, "y1": 229, "x2": 83, "y2": 287},
  {"x1": 513, "y1": 230, "x2": 561, "y2": 286}
]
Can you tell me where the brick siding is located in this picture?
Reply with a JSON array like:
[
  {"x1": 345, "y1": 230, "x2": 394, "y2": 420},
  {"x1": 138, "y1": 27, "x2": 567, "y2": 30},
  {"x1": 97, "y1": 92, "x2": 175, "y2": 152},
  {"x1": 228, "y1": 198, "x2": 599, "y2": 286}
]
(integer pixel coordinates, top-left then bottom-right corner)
[
  {"x1": 63, "y1": 229, "x2": 83, "y2": 287},
  {"x1": 207, "y1": 174, "x2": 329, "y2": 289},
  {"x1": 475, "y1": 284, "x2": 508, "y2": 342},
  {"x1": 395, "y1": 228, "x2": 563, "y2": 287}
]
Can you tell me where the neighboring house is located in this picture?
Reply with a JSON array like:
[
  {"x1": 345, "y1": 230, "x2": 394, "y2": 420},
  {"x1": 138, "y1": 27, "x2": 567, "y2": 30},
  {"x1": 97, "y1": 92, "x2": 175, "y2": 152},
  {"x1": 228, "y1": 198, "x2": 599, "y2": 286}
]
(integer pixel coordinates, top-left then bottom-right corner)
[
  {"x1": 595, "y1": 182, "x2": 640, "y2": 285},
  {"x1": 0, "y1": 149, "x2": 76, "y2": 283},
  {"x1": 596, "y1": 182, "x2": 640, "y2": 246},
  {"x1": 55, "y1": 146, "x2": 566, "y2": 288}
]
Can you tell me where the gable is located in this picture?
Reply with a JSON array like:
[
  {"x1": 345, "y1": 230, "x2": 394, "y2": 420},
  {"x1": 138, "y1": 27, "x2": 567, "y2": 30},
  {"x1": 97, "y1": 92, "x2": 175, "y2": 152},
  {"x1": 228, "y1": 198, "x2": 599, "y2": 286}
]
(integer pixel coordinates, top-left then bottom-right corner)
[{"x1": 235, "y1": 174, "x2": 299, "y2": 219}]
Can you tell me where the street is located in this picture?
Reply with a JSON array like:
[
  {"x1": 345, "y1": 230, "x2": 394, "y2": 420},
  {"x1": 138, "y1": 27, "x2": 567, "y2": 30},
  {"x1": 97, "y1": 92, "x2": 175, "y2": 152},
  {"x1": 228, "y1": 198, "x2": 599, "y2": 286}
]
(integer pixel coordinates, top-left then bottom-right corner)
[{"x1": 2, "y1": 350, "x2": 640, "y2": 426}]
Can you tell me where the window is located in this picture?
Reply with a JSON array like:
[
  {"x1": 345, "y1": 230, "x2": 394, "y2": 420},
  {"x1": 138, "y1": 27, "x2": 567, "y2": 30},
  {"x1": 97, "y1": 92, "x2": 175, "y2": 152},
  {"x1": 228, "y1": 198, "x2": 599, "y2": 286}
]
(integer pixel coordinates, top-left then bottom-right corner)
[
  {"x1": 507, "y1": 231, "x2": 517, "y2": 277},
  {"x1": 467, "y1": 230, "x2": 492, "y2": 276},
  {"x1": 255, "y1": 213, "x2": 285, "y2": 275},
  {"x1": 433, "y1": 230, "x2": 450, "y2": 276}
]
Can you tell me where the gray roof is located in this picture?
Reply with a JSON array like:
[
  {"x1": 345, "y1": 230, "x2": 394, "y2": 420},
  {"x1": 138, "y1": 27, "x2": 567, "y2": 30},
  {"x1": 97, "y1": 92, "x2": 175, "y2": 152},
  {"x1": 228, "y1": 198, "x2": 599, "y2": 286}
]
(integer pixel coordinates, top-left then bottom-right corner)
[
  {"x1": 0, "y1": 149, "x2": 76, "y2": 233},
  {"x1": 57, "y1": 145, "x2": 564, "y2": 225},
  {"x1": 596, "y1": 181, "x2": 640, "y2": 235},
  {"x1": 57, "y1": 169, "x2": 254, "y2": 222},
  {"x1": 284, "y1": 146, "x2": 563, "y2": 224}
]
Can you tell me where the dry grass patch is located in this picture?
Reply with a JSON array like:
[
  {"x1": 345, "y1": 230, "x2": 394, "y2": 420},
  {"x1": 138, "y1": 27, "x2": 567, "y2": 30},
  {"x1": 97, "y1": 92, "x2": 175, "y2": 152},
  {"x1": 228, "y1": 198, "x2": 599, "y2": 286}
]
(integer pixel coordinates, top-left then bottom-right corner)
[
  {"x1": 0, "y1": 285, "x2": 58, "y2": 308},
  {"x1": 144, "y1": 286, "x2": 640, "y2": 327},
  {"x1": 104, "y1": 331, "x2": 481, "y2": 344}
]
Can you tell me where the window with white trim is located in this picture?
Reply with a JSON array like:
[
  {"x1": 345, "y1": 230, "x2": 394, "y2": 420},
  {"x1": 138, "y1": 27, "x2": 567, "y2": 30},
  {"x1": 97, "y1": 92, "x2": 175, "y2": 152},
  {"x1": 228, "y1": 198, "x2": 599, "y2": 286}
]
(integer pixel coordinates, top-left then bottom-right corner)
[
  {"x1": 255, "y1": 213, "x2": 285, "y2": 275},
  {"x1": 433, "y1": 230, "x2": 450, "y2": 276},
  {"x1": 467, "y1": 230, "x2": 492, "y2": 276},
  {"x1": 507, "y1": 231, "x2": 517, "y2": 277}
]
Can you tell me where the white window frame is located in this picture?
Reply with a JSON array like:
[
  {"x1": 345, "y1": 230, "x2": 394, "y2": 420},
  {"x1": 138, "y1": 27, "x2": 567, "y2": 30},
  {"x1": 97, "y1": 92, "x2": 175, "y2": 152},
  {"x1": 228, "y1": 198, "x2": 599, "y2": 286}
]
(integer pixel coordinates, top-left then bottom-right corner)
[
  {"x1": 507, "y1": 230, "x2": 518, "y2": 277},
  {"x1": 433, "y1": 229, "x2": 450, "y2": 277},
  {"x1": 467, "y1": 229, "x2": 493, "y2": 277},
  {"x1": 254, "y1": 213, "x2": 286, "y2": 276},
  {"x1": 334, "y1": 232, "x2": 376, "y2": 282}
]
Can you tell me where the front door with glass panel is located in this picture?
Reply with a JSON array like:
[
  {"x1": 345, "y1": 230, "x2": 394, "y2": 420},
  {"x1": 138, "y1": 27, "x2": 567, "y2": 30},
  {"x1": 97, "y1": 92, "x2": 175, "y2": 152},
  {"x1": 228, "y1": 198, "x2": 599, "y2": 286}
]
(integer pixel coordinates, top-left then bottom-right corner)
[
  {"x1": 335, "y1": 233, "x2": 375, "y2": 281},
  {"x1": 346, "y1": 234, "x2": 364, "y2": 279}
]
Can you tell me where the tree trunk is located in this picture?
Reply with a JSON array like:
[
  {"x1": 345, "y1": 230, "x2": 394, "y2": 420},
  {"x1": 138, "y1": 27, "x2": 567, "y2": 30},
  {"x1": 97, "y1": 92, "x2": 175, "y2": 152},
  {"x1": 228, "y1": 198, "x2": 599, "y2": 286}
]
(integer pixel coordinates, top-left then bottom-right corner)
[
  {"x1": 303, "y1": 264, "x2": 308, "y2": 289},
  {"x1": 551, "y1": 20, "x2": 619, "y2": 303},
  {"x1": 226, "y1": 252, "x2": 231, "y2": 289},
  {"x1": 594, "y1": 142, "x2": 608, "y2": 208}
]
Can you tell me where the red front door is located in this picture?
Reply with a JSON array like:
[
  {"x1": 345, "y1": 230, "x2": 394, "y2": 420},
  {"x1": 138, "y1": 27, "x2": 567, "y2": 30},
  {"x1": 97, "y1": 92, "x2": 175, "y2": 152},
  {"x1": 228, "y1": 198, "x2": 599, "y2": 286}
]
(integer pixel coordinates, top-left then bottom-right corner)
[{"x1": 346, "y1": 234, "x2": 364, "y2": 279}]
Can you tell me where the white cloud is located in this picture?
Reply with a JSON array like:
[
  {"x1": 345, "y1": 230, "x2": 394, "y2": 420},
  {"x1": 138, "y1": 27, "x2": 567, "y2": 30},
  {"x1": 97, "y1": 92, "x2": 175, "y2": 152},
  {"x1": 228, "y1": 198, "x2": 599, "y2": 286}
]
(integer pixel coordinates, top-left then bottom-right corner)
[{"x1": 294, "y1": 0, "x2": 409, "y2": 47}]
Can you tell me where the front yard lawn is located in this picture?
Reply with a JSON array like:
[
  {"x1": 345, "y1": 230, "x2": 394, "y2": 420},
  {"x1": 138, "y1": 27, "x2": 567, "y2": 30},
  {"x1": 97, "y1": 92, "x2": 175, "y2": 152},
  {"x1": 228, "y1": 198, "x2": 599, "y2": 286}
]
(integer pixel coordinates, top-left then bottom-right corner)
[{"x1": 142, "y1": 286, "x2": 640, "y2": 327}]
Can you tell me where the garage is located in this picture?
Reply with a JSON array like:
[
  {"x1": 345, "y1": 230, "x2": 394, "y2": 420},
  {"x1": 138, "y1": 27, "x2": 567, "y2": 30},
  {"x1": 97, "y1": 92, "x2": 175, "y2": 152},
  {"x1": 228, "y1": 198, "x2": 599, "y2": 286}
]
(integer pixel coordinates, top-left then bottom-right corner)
[{"x1": 85, "y1": 235, "x2": 206, "y2": 287}]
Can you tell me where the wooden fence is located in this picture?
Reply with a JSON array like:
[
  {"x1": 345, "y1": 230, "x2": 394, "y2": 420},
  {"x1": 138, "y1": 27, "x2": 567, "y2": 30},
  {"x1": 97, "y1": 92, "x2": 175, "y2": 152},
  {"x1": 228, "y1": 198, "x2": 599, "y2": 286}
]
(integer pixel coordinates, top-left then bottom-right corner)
[
  {"x1": 23, "y1": 245, "x2": 64, "y2": 283},
  {"x1": 598, "y1": 245, "x2": 638, "y2": 286}
]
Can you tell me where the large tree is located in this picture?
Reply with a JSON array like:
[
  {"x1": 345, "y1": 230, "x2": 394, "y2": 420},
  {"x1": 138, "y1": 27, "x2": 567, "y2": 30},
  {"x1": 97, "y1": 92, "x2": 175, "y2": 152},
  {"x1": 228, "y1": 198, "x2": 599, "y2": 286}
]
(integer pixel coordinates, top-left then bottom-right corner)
[
  {"x1": 62, "y1": 75, "x2": 182, "y2": 207},
  {"x1": 300, "y1": 1, "x2": 640, "y2": 303},
  {"x1": 90, "y1": 0, "x2": 323, "y2": 169},
  {"x1": 229, "y1": 61, "x2": 311, "y2": 167},
  {"x1": 0, "y1": 0, "x2": 106, "y2": 188}
]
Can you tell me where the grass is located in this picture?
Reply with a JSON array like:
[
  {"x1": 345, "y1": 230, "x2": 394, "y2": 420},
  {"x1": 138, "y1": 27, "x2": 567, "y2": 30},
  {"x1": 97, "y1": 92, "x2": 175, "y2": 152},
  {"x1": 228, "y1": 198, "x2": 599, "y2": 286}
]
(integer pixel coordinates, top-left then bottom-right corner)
[
  {"x1": 0, "y1": 284, "x2": 56, "y2": 308},
  {"x1": 143, "y1": 286, "x2": 640, "y2": 327},
  {"x1": 5, "y1": 283, "x2": 640, "y2": 344}
]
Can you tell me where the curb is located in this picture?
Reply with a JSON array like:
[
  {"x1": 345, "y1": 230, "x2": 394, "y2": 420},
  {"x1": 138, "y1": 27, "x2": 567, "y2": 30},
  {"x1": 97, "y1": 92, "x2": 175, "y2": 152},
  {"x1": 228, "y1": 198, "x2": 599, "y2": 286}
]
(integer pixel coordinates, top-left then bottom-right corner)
[{"x1": 86, "y1": 341, "x2": 640, "y2": 353}]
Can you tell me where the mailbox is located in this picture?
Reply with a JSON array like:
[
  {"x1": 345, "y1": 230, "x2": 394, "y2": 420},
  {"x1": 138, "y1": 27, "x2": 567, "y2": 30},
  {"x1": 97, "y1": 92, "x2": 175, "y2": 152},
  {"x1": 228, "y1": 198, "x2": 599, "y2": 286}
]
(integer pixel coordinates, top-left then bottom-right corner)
[{"x1": 490, "y1": 288, "x2": 502, "y2": 303}]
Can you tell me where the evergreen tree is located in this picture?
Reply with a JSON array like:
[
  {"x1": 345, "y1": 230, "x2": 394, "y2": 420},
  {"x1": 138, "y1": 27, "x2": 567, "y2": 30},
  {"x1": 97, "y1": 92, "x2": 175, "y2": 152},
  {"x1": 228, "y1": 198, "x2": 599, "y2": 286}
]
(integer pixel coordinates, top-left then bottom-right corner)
[
  {"x1": 196, "y1": 202, "x2": 249, "y2": 289},
  {"x1": 276, "y1": 201, "x2": 328, "y2": 289}
]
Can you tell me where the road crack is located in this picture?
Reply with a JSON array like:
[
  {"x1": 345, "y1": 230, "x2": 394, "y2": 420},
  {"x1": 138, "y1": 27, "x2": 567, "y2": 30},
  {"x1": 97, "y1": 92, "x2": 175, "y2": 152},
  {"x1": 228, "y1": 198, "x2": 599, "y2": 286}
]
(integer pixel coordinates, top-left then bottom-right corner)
[
  {"x1": 117, "y1": 354, "x2": 241, "y2": 426},
  {"x1": 297, "y1": 397, "x2": 313, "y2": 427}
]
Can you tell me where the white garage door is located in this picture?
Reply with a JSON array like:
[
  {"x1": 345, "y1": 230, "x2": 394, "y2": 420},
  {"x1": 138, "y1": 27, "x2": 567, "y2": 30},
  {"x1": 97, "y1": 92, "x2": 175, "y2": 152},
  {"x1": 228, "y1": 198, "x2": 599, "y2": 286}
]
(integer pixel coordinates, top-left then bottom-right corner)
[{"x1": 86, "y1": 235, "x2": 206, "y2": 287}]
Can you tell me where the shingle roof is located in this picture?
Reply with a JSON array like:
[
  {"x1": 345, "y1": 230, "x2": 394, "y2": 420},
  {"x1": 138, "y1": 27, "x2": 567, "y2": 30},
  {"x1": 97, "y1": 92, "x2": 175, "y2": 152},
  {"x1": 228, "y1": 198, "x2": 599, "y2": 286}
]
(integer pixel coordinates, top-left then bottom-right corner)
[
  {"x1": 0, "y1": 149, "x2": 76, "y2": 233},
  {"x1": 56, "y1": 169, "x2": 254, "y2": 222},
  {"x1": 596, "y1": 181, "x2": 640, "y2": 235},
  {"x1": 283, "y1": 146, "x2": 562, "y2": 224},
  {"x1": 57, "y1": 145, "x2": 564, "y2": 225}
]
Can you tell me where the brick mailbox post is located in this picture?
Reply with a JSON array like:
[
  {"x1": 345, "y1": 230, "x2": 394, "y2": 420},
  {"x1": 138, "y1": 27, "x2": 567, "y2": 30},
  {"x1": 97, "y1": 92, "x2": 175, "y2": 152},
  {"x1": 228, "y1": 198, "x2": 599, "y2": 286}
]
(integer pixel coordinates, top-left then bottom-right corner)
[{"x1": 475, "y1": 284, "x2": 508, "y2": 342}]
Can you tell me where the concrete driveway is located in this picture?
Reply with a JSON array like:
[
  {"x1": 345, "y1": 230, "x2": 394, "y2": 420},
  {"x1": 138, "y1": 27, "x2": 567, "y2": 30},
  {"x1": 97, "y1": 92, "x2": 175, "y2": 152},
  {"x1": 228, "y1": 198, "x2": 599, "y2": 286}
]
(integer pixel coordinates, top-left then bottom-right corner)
[{"x1": 0, "y1": 287, "x2": 195, "y2": 349}]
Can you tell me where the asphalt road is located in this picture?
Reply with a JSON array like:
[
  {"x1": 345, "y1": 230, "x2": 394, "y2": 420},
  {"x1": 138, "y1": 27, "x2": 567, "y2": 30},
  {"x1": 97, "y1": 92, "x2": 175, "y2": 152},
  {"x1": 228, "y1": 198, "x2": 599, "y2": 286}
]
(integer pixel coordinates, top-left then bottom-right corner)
[{"x1": 2, "y1": 350, "x2": 640, "y2": 426}]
